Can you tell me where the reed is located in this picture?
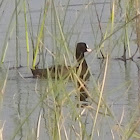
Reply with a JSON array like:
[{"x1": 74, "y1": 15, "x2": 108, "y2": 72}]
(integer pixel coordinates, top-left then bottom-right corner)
[
  {"x1": 32, "y1": 1, "x2": 49, "y2": 68},
  {"x1": 0, "y1": 0, "x2": 24, "y2": 65},
  {"x1": 23, "y1": 0, "x2": 30, "y2": 67},
  {"x1": 0, "y1": 0, "x2": 140, "y2": 139},
  {"x1": 0, "y1": 122, "x2": 5, "y2": 140}
]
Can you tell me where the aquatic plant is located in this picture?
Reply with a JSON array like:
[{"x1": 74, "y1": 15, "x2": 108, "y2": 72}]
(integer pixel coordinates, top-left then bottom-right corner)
[{"x1": 0, "y1": 0, "x2": 140, "y2": 140}]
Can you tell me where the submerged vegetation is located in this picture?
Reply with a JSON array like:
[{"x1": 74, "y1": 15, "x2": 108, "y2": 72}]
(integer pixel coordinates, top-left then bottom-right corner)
[{"x1": 0, "y1": 0, "x2": 140, "y2": 139}]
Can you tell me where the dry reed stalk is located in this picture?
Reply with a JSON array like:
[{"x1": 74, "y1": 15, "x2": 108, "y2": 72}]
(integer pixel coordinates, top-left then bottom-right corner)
[{"x1": 135, "y1": 0, "x2": 140, "y2": 53}]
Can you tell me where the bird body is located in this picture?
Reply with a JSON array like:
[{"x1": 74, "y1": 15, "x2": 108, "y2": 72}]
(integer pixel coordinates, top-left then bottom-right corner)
[{"x1": 31, "y1": 42, "x2": 92, "y2": 81}]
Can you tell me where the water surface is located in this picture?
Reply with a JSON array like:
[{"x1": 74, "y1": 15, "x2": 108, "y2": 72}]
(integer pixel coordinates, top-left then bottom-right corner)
[{"x1": 0, "y1": 0, "x2": 140, "y2": 140}]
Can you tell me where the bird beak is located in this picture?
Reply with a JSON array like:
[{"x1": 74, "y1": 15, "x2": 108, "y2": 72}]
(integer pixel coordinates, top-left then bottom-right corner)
[
  {"x1": 87, "y1": 48, "x2": 92, "y2": 52},
  {"x1": 86, "y1": 44, "x2": 92, "y2": 52}
]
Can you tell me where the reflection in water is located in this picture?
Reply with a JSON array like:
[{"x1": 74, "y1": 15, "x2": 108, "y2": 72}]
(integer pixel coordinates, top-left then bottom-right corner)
[
  {"x1": 115, "y1": 60, "x2": 140, "y2": 136},
  {"x1": 15, "y1": 73, "x2": 23, "y2": 140},
  {"x1": 77, "y1": 80, "x2": 88, "y2": 102},
  {"x1": 134, "y1": 60, "x2": 140, "y2": 133},
  {"x1": 1, "y1": 59, "x2": 140, "y2": 139},
  {"x1": 138, "y1": 67, "x2": 140, "y2": 119},
  {"x1": 1, "y1": 0, "x2": 140, "y2": 139}
]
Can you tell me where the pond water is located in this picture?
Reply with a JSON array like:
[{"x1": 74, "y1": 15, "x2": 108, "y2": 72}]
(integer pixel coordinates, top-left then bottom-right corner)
[{"x1": 0, "y1": 0, "x2": 140, "y2": 140}]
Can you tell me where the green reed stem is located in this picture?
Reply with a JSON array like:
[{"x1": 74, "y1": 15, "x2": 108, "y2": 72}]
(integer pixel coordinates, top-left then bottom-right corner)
[
  {"x1": 90, "y1": 55, "x2": 109, "y2": 139},
  {"x1": 15, "y1": 0, "x2": 19, "y2": 67},
  {"x1": 24, "y1": 0, "x2": 30, "y2": 66},
  {"x1": 32, "y1": 2, "x2": 49, "y2": 68},
  {"x1": 0, "y1": 0, "x2": 23, "y2": 65},
  {"x1": 52, "y1": 1, "x2": 71, "y2": 66}
]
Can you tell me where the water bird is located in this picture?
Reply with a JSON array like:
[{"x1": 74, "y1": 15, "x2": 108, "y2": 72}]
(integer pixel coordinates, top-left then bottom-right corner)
[{"x1": 31, "y1": 42, "x2": 92, "y2": 81}]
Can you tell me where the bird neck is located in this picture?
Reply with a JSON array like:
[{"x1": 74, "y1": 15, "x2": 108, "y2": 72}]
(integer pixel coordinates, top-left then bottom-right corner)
[
  {"x1": 81, "y1": 59, "x2": 88, "y2": 68},
  {"x1": 76, "y1": 52, "x2": 84, "y2": 62},
  {"x1": 76, "y1": 52, "x2": 88, "y2": 75},
  {"x1": 77, "y1": 57, "x2": 88, "y2": 69}
]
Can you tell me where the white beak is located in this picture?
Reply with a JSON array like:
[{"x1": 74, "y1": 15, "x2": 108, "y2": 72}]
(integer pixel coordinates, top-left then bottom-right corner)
[
  {"x1": 87, "y1": 48, "x2": 92, "y2": 52},
  {"x1": 86, "y1": 45, "x2": 92, "y2": 52}
]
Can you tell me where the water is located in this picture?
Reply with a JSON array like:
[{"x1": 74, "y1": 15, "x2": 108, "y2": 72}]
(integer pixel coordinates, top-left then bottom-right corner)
[{"x1": 0, "y1": 0, "x2": 140, "y2": 140}]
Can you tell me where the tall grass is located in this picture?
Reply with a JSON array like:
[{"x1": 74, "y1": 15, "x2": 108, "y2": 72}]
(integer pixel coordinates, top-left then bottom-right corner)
[
  {"x1": 23, "y1": 0, "x2": 30, "y2": 67},
  {"x1": 0, "y1": 67, "x2": 9, "y2": 140},
  {"x1": 0, "y1": 0, "x2": 24, "y2": 65},
  {"x1": 0, "y1": 0, "x2": 140, "y2": 139}
]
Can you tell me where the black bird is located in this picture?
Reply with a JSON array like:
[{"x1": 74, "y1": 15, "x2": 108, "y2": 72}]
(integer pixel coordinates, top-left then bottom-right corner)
[{"x1": 31, "y1": 42, "x2": 92, "y2": 80}]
